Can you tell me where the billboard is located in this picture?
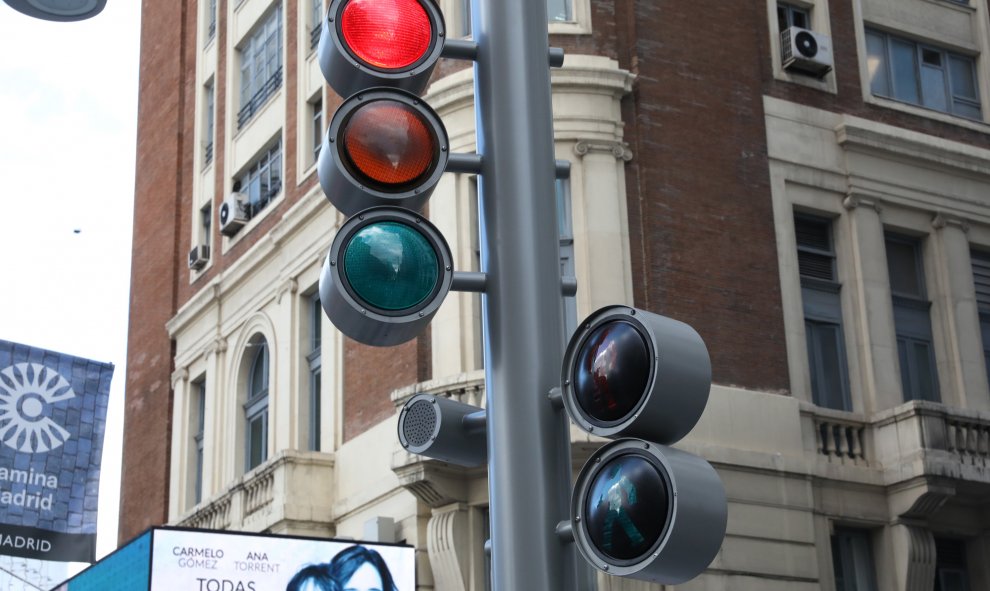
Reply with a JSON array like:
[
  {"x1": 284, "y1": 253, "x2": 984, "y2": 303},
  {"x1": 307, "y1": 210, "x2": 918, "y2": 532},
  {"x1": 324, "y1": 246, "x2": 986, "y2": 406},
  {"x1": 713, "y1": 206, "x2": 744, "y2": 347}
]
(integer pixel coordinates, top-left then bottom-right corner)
[
  {"x1": 54, "y1": 528, "x2": 416, "y2": 591},
  {"x1": 0, "y1": 339, "x2": 113, "y2": 563}
]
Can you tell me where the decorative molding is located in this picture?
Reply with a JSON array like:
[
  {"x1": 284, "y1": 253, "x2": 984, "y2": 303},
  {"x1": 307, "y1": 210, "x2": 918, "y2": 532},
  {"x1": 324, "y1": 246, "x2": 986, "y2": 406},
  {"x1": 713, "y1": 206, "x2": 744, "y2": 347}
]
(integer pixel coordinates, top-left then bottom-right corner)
[
  {"x1": 573, "y1": 140, "x2": 633, "y2": 162},
  {"x1": 836, "y1": 120, "x2": 990, "y2": 178},
  {"x1": 391, "y1": 455, "x2": 477, "y2": 508},
  {"x1": 427, "y1": 504, "x2": 471, "y2": 591},
  {"x1": 842, "y1": 193, "x2": 883, "y2": 214},
  {"x1": 206, "y1": 336, "x2": 228, "y2": 359},
  {"x1": 902, "y1": 524, "x2": 936, "y2": 591},
  {"x1": 931, "y1": 213, "x2": 970, "y2": 234},
  {"x1": 276, "y1": 278, "x2": 299, "y2": 304},
  {"x1": 171, "y1": 367, "x2": 189, "y2": 389}
]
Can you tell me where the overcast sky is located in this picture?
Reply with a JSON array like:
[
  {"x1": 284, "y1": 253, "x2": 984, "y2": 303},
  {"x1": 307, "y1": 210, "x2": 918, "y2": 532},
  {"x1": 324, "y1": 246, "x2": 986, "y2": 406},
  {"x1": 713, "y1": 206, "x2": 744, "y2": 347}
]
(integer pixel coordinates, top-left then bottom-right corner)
[{"x1": 0, "y1": 1, "x2": 141, "y2": 586}]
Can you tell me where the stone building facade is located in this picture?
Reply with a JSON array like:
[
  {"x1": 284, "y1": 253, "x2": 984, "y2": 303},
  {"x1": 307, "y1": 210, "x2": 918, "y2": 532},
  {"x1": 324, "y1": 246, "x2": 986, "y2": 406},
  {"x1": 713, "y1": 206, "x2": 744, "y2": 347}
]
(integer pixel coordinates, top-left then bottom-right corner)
[{"x1": 121, "y1": 0, "x2": 990, "y2": 589}]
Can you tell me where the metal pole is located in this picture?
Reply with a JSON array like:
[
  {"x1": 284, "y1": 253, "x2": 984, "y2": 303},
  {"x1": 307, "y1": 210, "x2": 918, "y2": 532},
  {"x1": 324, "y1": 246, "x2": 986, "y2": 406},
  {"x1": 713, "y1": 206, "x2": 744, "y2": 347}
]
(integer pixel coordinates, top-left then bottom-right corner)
[{"x1": 471, "y1": 0, "x2": 579, "y2": 589}]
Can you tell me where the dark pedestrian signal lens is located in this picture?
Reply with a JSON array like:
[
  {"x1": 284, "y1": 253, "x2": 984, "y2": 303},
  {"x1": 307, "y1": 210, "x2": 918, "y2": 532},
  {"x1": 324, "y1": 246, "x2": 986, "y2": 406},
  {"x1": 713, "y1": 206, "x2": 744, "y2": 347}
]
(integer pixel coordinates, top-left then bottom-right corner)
[
  {"x1": 342, "y1": 100, "x2": 437, "y2": 189},
  {"x1": 584, "y1": 453, "x2": 668, "y2": 561},
  {"x1": 573, "y1": 320, "x2": 650, "y2": 424}
]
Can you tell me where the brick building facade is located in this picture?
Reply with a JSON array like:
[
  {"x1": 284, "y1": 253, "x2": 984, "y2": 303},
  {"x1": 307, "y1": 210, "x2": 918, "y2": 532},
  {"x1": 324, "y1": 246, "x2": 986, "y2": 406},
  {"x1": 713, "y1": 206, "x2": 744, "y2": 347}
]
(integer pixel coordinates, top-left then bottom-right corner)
[{"x1": 121, "y1": 0, "x2": 990, "y2": 589}]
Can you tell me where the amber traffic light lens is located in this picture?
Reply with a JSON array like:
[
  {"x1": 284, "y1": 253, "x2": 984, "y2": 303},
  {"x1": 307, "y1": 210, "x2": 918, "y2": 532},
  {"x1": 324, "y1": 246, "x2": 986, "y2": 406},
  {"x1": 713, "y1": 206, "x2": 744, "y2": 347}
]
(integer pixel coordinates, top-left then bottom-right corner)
[
  {"x1": 584, "y1": 453, "x2": 668, "y2": 562},
  {"x1": 573, "y1": 320, "x2": 651, "y2": 424},
  {"x1": 340, "y1": 0, "x2": 433, "y2": 70},
  {"x1": 342, "y1": 100, "x2": 437, "y2": 188}
]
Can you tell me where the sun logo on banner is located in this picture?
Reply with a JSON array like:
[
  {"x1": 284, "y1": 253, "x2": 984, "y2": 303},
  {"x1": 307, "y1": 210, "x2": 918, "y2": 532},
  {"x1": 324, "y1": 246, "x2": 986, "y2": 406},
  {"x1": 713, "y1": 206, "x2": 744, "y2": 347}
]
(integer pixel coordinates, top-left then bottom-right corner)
[{"x1": 0, "y1": 362, "x2": 75, "y2": 453}]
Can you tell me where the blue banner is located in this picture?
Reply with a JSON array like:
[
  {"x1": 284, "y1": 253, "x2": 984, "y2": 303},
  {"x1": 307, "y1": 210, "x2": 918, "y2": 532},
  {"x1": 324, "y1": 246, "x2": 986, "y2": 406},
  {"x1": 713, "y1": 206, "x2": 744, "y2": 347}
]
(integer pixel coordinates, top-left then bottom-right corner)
[{"x1": 0, "y1": 339, "x2": 113, "y2": 563}]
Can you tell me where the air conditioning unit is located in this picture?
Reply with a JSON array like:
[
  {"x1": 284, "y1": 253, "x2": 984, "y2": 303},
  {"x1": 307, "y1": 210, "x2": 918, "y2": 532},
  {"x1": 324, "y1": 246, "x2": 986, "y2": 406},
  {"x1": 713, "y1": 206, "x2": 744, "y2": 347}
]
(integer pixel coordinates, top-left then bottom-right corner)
[
  {"x1": 188, "y1": 244, "x2": 210, "y2": 271},
  {"x1": 781, "y1": 26, "x2": 833, "y2": 77},
  {"x1": 219, "y1": 192, "x2": 249, "y2": 236}
]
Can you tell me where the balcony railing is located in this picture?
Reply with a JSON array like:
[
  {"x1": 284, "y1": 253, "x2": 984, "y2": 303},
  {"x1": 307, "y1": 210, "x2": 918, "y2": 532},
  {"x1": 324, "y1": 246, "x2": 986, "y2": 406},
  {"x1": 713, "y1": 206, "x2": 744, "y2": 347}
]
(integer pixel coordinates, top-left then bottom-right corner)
[
  {"x1": 177, "y1": 449, "x2": 334, "y2": 534},
  {"x1": 204, "y1": 142, "x2": 213, "y2": 167},
  {"x1": 237, "y1": 68, "x2": 283, "y2": 130}
]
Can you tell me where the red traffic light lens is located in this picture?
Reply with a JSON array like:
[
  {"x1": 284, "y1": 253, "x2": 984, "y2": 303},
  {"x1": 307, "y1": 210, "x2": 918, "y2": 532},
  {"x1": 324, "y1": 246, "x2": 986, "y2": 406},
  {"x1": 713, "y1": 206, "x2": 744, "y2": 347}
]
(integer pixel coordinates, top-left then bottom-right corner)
[
  {"x1": 573, "y1": 320, "x2": 651, "y2": 424},
  {"x1": 341, "y1": 0, "x2": 433, "y2": 70},
  {"x1": 342, "y1": 99, "x2": 437, "y2": 188},
  {"x1": 584, "y1": 453, "x2": 668, "y2": 561}
]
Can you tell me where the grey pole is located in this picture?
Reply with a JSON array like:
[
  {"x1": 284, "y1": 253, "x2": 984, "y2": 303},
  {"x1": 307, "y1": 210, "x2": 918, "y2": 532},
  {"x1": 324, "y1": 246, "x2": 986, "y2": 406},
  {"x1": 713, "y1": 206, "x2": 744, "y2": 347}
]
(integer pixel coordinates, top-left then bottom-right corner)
[{"x1": 471, "y1": 0, "x2": 579, "y2": 589}]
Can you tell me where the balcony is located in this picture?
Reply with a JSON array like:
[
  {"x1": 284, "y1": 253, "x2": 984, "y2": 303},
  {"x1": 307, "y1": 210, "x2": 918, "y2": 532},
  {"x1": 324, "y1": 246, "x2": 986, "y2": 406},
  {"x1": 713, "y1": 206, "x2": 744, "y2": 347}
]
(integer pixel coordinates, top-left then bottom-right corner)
[
  {"x1": 177, "y1": 449, "x2": 335, "y2": 536},
  {"x1": 801, "y1": 399, "x2": 990, "y2": 485}
]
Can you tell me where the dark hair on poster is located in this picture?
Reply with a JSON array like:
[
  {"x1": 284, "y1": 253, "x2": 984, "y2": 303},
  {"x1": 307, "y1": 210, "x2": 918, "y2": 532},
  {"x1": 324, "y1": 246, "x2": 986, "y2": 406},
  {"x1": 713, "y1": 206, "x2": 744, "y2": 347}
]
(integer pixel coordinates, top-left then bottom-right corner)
[
  {"x1": 330, "y1": 545, "x2": 398, "y2": 591},
  {"x1": 286, "y1": 563, "x2": 340, "y2": 591}
]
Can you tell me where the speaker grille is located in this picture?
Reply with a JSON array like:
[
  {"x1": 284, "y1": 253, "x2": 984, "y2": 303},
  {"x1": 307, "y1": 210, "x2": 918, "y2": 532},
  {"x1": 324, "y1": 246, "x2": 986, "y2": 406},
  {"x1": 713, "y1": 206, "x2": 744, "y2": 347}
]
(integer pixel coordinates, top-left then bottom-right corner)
[{"x1": 402, "y1": 399, "x2": 437, "y2": 447}]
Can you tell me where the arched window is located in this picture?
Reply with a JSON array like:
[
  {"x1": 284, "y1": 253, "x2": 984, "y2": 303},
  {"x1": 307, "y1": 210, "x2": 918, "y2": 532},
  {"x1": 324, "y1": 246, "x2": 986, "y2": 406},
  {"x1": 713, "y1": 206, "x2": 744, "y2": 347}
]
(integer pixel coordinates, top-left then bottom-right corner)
[{"x1": 245, "y1": 338, "x2": 269, "y2": 470}]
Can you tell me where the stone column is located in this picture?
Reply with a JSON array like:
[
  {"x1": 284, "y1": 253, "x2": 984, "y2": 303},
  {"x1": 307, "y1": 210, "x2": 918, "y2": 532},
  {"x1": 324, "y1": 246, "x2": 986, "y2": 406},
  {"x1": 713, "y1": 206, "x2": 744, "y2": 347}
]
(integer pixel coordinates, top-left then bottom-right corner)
[
  {"x1": 930, "y1": 214, "x2": 989, "y2": 411},
  {"x1": 168, "y1": 366, "x2": 190, "y2": 519},
  {"x1": 572, "y1": 139, "x2": 634, "y2": 315},
  {"x1": 205, "y1": 334, "x2": 227, "y2": 502},
  {"x1": 843, "y1": 193, "x2": 902, "y2": 412}
]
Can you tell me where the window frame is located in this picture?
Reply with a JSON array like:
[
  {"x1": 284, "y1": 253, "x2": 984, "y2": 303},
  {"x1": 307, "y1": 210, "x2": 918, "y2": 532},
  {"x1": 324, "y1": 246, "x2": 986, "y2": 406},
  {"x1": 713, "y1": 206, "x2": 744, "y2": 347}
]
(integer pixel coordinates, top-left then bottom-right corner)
[
  {"x1": 831, "y1": 527, "x2": 880, "y2": 591},
  {"x1": 795, "y1": 215, "x2": 852, "y2": 411},
  {"x1": 244, "y1": 339, "x2": 270, "y2": 472},
  {"x1": 865, "y1": 28, "x2": 982, "y2": 121},
  {"x1": 885, "y1": 233, "x2": 940, "y2": 402},
  {"x1": 204, "y1": 80, "x2": 215, "y2": 168},
  {"x1": 192, "y1": 376, "x2": 207, "y2": 506},
  {"x1": 236, "y1": 139, "x2": 283, "y2": 219},
  {"x1": 237, "y1": 5, "x2": 284, "y2": 130},
  {"x1": 307, "y1": 293, "x2": 322, "y2": 452}
]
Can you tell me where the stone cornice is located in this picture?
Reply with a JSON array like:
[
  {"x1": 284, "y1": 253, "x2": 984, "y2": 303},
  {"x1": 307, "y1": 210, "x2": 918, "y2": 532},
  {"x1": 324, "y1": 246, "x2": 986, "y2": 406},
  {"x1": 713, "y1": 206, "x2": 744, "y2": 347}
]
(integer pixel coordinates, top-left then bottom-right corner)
[{"x1": 836, "y1": 120, "x2": 990, "y2": 178}]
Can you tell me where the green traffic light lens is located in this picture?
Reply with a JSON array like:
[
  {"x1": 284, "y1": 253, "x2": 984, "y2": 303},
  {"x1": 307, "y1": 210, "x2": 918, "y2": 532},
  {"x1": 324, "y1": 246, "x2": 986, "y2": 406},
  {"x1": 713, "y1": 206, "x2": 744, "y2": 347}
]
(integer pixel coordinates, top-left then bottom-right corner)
[
  {"x1": 573, "y1": 320, "x2": 651, "y2": 424},
  {"x1": 585, "y1": 453, "x2": 668, "y2": 562},
  {"x1": 342, "y1": 221, "x2": 439, "y2": 312}
]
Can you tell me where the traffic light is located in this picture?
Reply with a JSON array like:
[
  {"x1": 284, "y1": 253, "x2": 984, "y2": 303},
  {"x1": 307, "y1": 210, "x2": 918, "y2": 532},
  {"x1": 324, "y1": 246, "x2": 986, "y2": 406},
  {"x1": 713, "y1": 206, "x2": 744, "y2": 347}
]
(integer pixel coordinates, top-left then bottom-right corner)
[
  {"x1": 317, "y1": 0, "x2": 460, "y2": 347},
  {"x1": 3, "y1": 0, "x2": 106, "y2": 21},
  {"x1": 319, "y1": 207, "x2": 453, "y2": 347},
  {"x1": 318, "y1": 0, "x2": 445, "y2": 98},
  {"x1": 561, "y1": 306, "x2": 727, "y2": 584},
  {"x1": 318, "y1": 87, "x2": 449, "y2": 216}
]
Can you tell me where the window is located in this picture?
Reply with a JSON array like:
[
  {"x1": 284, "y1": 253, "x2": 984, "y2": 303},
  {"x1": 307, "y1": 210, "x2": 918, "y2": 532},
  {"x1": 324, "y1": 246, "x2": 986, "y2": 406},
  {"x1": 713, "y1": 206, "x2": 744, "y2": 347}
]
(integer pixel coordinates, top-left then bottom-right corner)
[
  {"x1": 204, "y1": 81, "x2": 215, "y2": 167},
  {"x1": 796, "y1": 215, "x2": 851, "y2": 410},
  {"x1": 200, "y1": 203, "x2": 212, "y2": 246},
  {"x1": 831, "y1": 527, "x2": 879, "y2": 591},
  {"x1": 308, "y1": 294, "x2": 322, "y2": 451},
  {"x1": 866, "y1": 29, "x2": 981, "y2": 120},
  {"x1": 245, "y1": 338, "x2": 270, "y2": 471},
  {"x1": 311, "y1": 0, "x2": 323, "y2": 50},
  {"x1": 777, "y1": 3, "x2": 810, "y2": 32},
  {"x1": 971, "y1": 250, "x2": 990, "y2": 387},
  {"x1": 206, "y1": 0, "x2": 217, "y2": 43},
  {"x1": 238, "y1": 5, "x2": 283, "y2": 129},
  {"x1": 557, "y1": 178, "x2": 577, "y2": 341},
  {"x1": 237, "y1": 140, "x2": 283, "y2": 218},
  {"x1": 312, "y1": 97, "x2": 323, "y2": 164},
  {"x1": 934, "y1": 537, "x2": 970, "y2": 591},
  {"x1": 885, "y1": 234, "x2": 939, "y2": 402},
  {"x1": 192, "y1": 376, "x2": 206, "y2": 505}
]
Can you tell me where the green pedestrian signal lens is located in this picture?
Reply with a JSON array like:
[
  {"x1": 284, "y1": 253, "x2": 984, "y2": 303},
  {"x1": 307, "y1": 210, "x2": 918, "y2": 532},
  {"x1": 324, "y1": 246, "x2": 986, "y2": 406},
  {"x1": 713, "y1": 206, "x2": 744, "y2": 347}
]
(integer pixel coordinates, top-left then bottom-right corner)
[
  {"x1": 585, "y1": 454, "x2": 668, "y2": 561},
  {"x1": 342, "y1": 221, "x2": 439, "y2": 311}
]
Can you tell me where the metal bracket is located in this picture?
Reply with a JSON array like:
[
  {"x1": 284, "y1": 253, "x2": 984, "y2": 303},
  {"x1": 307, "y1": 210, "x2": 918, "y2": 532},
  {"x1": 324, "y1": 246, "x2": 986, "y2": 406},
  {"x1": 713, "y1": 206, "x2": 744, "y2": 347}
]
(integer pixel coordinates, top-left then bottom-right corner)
[
  {"x1": 452, "y1": 272, "x2": 488, "y2": 293},
  {"x1": 441, "y1": 39, "x2": 479, "y2": 61}
]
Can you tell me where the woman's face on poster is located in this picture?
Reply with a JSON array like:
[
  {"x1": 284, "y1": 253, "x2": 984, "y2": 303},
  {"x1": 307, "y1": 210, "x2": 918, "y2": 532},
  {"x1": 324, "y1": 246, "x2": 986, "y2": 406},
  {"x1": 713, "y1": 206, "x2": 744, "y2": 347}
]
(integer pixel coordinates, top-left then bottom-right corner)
[{"x1": 342, "y1": 562, "x2": 383, "y2": 591}]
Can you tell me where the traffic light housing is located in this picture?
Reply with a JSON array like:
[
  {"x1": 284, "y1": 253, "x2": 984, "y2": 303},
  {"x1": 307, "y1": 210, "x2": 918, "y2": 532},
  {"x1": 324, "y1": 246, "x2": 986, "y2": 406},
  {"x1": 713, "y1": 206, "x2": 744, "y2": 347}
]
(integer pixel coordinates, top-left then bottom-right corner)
[
  {"x1": 317, "y1": 0, "x2": 459, "y2": 346},
  {"x1": 318, "y1": 88, "x2": 449, "y2": 216},
  {"x1": 318, "y1": 0, "x2": 446, "y2": 98},
  {"x1": 319, "y1": 207, "x2": 453, "y2": 346},
  {"x1": 562, "y1": 306, "x2": 727, "y2": 584}
]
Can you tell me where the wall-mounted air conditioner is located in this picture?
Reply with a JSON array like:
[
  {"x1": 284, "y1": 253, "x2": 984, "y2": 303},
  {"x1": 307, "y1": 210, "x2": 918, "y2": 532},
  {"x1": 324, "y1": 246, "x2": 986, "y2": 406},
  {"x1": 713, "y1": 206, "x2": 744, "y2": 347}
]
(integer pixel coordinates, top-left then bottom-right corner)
[
  {"x1": 219, "y1": 192, "x2": 249, "y2": 236},
  {"x1": 781, "y1": 26, "x2": 833, "y2": 77},
  {"x1": 188, "y1": 244, "x2": 210, "y2": 271}
]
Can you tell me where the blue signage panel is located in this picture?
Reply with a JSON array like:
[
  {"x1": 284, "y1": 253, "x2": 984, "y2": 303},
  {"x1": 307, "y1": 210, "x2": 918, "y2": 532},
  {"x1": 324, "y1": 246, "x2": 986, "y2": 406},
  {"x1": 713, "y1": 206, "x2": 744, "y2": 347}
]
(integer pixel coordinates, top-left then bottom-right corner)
[{"x1": 0, "y1": 339, "x2": 113, "y2": 563}]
